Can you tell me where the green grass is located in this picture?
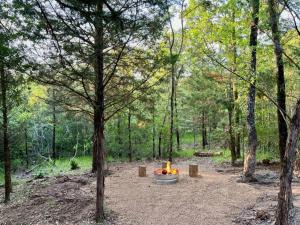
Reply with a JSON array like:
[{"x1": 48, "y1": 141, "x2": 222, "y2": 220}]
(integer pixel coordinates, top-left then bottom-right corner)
[
  {"x1": 181, "y1": 132, "x2": 195, "y2": 145},
  {"x1": 212, "y1": 149, "x2": 232, "y2": 164},
  {"x1": 31, "y1": 156, "x2": 92, "y2": 178},
  {"x1": 212, "y1": 149, "x2": 279, "y2": 164}
]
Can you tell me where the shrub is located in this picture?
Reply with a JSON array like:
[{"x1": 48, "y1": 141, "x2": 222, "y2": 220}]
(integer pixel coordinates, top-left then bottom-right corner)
[
  {"x1": 70, "y1": 159, "x2": 80, "y2": 170},
  {"x1": 34, "y1": 171, "x2": 45, "y2": 179}
]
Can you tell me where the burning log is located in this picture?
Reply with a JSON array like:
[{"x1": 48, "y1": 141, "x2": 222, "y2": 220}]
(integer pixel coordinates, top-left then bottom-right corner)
[
  {"x1": 154, "y1": 161, "x2": 179, "y2": 184},
  {"x1": 189, "y1": 164, "x2": 198, "y2": 177},
  {"x1": 138, "y1": 165, "x2": 146, "y2": 177}
]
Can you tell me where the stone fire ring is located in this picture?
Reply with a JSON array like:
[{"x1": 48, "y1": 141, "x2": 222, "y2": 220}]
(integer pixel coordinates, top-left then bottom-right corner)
[{"x1": 154, "y1": 174, "x2": 178, "y2": 185}]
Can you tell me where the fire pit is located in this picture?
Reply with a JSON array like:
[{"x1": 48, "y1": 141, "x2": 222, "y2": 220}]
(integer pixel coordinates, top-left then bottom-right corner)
[{"x1": 154, "y1": 161, "x2": 179, "y2": 185}]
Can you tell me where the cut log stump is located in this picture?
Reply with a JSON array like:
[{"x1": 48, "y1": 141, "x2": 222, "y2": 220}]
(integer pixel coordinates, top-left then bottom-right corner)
[
  {"x1": 189, "y1": 164, "x2": 198, "y2": 177},
  {"x1": 138, "y1": 166, "x2": 146, "y2": 177}
]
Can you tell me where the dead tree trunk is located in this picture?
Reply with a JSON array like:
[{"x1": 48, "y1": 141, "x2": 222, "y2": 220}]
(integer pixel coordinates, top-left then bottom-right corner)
[
  {"x1": 268, "y1": 0, "x2": 288, "y2": 163},
  {"x1": 275, "y1": 97, "x2": 300, "y2": 225},
  {"x1": 94, "y1": 0, "x2": 105, "y2": 221},
  {"x1": 1, "y1": 65, "x2": 12, "y2": 202},
  {"x1": 243, "y1": 0, "x2": 259, "y2": 180},
  {"x1": 128, "y1": 109, "x2": 132, "y2": 162}
]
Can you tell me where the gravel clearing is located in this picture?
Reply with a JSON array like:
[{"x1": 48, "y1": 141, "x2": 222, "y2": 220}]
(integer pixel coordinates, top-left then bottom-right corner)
[{"x1": 0, "y1": 158, "x2": 286, "y2": 225}]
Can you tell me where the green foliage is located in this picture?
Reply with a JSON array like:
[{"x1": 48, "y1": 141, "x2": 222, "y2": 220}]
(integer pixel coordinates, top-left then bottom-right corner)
[
  {"x1": 29, "y1": 156, "x2": 92, "y2": 177},
  {"x1": 213, "y1": 149, "x2": 279, "y2": 164},
  {"x1": 34, "y1": 171, "x2": 45, "y2": 179},
  {"x1": 173, "y1": 149, "x2": 195, "y2": 158},
  {"x1": 70, "y1": 159, "x2": 80, "y2": 170}
]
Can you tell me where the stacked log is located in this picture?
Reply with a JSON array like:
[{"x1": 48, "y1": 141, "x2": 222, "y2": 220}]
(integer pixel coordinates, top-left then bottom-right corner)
[{"x1": 193, "y1": 152, "x2": 223, "y2": 157}]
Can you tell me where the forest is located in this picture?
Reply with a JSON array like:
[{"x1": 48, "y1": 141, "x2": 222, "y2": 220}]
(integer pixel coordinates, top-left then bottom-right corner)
[{"x1": 0, "y1": 0, "x2": 300, "y2": 224}]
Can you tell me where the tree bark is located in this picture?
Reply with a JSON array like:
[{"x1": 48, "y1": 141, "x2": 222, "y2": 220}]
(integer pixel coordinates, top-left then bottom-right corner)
[
  {"x1": 92, "y1": 115, "x2": 98, "y2": 173},
  {"x1": 117, "y1": 117, "x2": 122, "y2": 158},
  {"x1": 268, "y1": 0, "x2": 288, "y2": 163},
  {"x1": 52, "y1": 89, "x2": 57, "y2": 159},
  {"x1": 94, "y1": 0, "x2": 105, "y2": 221},
  {"x1": 168, "y1": 62, "x2": 175, "y2": 162},
  {"x1": 175, "y1": 90, "x2": 180, "y2": 151},
  {"x1": 1, "y1": 66, "x2": 12, "y2": 202},
  {"x1": 158, "y1": 104, "x2": 168, "y2": 158},
  {"x1": 128, "y1": 109, "x2": 132, "y2": 162},
  {"x1": 193, "y1": 127, "x2": 197, "y2": 150},
  {"x1": 228, "y1": 108, "x2": 236, "y2": 165},
  {"x1": 25, "y1": 126, "x2": 29, "y2": 168},
  {"x1": 235, "y1": 99, "x2": 241, "y2": 158},
  {"x1": 275, "y1": 97, "x2": 300, "y2": 225},
  {"x1": 243, "y1": 0, "x2": 259, "y2": 180},
  {"x1": 158, "y1": 131, "x2": 162, "y2": 158},
  {"x1": 231, "y1": 8, "x2": 241, "y2": 159},
  {"x1": 202, "y1": 110, "x2": 207, "y2": 150},
  {"x1": 152, "y1": 101, "x2": 156, "y2": 158}
]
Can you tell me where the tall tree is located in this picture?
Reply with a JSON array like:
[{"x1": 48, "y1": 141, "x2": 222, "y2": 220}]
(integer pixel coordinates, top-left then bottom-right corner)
[
  {"x1": 51, "y1": 89, "x2": 57, "y2": 159},
  {"x1": 275, "y1": 97, "x2": 300, "y2": 225},
  {"x1": 0, "y1": 2, "x2": 24, "y2": 201},
  {"x1": 166, "y1": 0, "x2": 184, "y2": 162},
  {"x1": 0, "y1": 65, "x2": 12, "y2": 202},
  {"x1": 243, "y1": 0, "x2": 260, "y2": 180},
  {"x1": 268, "y1": 0, "x2": 288, "y2": 163}
]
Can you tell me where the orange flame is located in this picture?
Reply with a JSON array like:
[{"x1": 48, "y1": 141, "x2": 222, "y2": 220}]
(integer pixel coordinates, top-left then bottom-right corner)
[{"x1": 166, "y1": 161, "x2": 171, "y2": 174}]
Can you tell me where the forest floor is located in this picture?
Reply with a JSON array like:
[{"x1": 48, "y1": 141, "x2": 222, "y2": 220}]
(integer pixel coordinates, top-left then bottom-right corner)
[{"x1": 0, "y1": 157, "x2": 299, "y2": 225}]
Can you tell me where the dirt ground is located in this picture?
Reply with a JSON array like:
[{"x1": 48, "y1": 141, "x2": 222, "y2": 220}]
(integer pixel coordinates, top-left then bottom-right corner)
[{"x1": 0, "y1": 158, "x2": 299, "y2": 225}]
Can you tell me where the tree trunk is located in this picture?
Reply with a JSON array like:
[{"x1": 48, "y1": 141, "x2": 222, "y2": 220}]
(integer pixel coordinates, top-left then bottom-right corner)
[
  {"x1": 243, "y1": 0, "x2": 259, "y2": 180},
  {"x1": 231, "y1": 8, "x2": 241, "y2": 159},
  {"x1": 94, "y1": 0, "x2": 105, "y2": 221},
  {"x1": 268, "y1": 0, "x2": 288, "y2": 163},
  {"x1": 175, "y1": 90, "x2": 180, "y2": 151},
  {"x1": 158, "y1": 131, "x2": 162, "y2": 158},
  {"x1": 202, "y1": 110, "x2": 207, "y2": 150},
  {"x1": 52, "y1": 89, "x2": 57, "y2": 160},
  {"x1": 1, "y1": 66, "x2": 12, "y2": 202},
  {"x1": 25, "y1": 126, "x2": 29, "y2": 168},
  {"x1": 229, "y1": 42, "x2": 236, "y2": 165},
  {"x1": 168, "y1": 61, "x2": 175, "y2": 162},
  {"x1": 275, "y1": 97, "x2": 300, "y2": 225},
  {"x1": 92, "y1": 115, "x2": 98, "y2": 173},
  {"x1": 152, "y1": 101, "x2": 156, "y2": 158},
  {"x1": 128, "y1": 109, "x2": 132, "y2": 162},
  {"x1": 228, "y1": 108, "x2": 236, "y2": 165},
  {"x1": 117, "y1": 117, "x2": 122, "y2": 158},
  {"x1": 235, "y1": 102, "x2": 241, "y2": 158},
  {"x1": 193, "y1": 127, "x2": 197, "y2": 150}
]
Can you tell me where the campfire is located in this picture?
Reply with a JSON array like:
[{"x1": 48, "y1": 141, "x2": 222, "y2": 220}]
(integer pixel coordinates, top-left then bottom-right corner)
[{"x1": 154, "y1": 161, "x2": 179, "y2": 184}]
